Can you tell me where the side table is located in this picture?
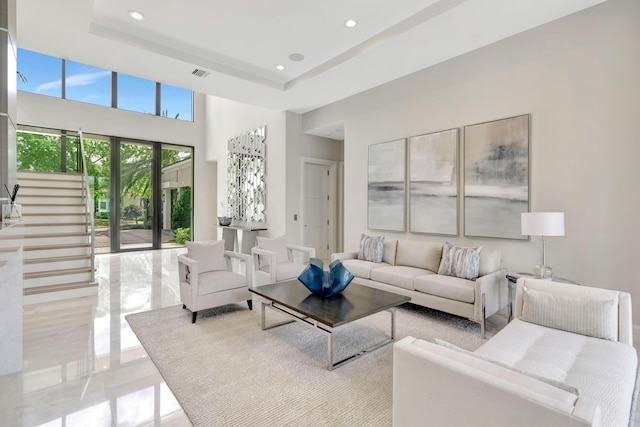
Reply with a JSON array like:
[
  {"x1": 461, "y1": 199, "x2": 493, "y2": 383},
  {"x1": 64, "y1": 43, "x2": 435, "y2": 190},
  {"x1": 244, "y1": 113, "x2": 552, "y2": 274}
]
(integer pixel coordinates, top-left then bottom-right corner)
[{"x1": 505, "y1": 273, "x2": 580, "y2": 322}]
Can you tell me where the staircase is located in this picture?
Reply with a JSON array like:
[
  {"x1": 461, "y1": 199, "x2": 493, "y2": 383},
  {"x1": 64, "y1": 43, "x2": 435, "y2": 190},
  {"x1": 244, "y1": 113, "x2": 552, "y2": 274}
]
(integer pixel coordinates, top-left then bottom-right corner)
[{"x1": 15, "y1": 170, "x2": 97, "y2": 304}]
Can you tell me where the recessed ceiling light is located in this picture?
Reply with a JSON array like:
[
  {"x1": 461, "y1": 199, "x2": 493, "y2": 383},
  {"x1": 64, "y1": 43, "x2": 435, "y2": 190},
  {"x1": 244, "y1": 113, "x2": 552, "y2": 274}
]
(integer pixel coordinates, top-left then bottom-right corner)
[
  {"x1": 128, "y1": 10, "x2": 146, "y2": 21},
  {"x1": 345, "y1": 20, "x2": 357, "y2": 28},
  {"x1": 276, "y1": 65, "x2": 285, "y2": 71},
  {"x1": 289, "y1": 53, "x2": 305, "y2": 62}
]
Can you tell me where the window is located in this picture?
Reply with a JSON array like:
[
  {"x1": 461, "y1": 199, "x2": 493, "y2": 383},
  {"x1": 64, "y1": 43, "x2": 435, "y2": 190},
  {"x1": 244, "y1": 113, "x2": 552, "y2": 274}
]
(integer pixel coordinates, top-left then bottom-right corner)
[
  {"x1": 17, "y1": 49, "x2": 194, "y2": 121},
  {"x1": 117, "y1": 73, "x2": 156, "y2": 115},
  {"x1": 65, "y1": 61, "x2": 111, "y2": 107},
  {"x1": 160, "y1": 84, "x2": 193, "y2": 121},
  {"x1": 17, "y1": 49, "x2": 62, "y2": 98}
]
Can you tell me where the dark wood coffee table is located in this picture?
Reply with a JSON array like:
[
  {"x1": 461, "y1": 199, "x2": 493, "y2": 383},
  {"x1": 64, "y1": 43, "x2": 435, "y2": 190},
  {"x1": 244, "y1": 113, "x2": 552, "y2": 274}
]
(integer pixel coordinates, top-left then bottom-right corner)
[{"x1": 249, "y1": 280, "x2": 410, "y2": 370}]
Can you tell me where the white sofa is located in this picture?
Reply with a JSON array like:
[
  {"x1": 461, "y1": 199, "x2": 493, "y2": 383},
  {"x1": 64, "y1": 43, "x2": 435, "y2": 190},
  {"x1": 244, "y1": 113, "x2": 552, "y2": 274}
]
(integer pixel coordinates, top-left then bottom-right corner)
[
  {"x1": 393, "y1": 278, "x2": 639, "y2": 427},
  {"x1": 332, "y1": 238, "x2": 506, "y2": 337}
]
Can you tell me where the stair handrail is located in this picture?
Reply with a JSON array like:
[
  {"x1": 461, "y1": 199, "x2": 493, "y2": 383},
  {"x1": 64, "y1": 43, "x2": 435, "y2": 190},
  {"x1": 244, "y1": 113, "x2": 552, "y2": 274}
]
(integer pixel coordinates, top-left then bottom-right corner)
[{"x1": 78, "y1": 129, "x2": 95, "y2": 283}]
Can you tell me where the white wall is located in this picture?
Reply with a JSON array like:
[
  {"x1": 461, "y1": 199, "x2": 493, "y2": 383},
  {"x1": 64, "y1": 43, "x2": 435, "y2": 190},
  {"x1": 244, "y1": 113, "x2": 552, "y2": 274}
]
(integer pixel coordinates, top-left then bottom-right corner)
[
  {"x1": 284, "y1": 111, "x2": 343, "y2": 246},
  {"x1": 302, "y1": 0, "x2": 640, "y2": 317},
  {"x1": 204, "y1": 98, "x2": 343, "y2": 246},
  {"x1": 16, "y1": 91, "x2": 216, "y2": 240},
  {"x1": 205, "y1": 96, "x2": 287, "y2": 238}
]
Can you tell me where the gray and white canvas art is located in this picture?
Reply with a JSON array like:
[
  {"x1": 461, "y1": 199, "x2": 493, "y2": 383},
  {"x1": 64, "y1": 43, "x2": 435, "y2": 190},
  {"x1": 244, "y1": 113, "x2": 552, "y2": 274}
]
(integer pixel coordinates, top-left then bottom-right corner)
[
  {"x1": 368, "y1": 139, "x2": 405, "y2": 232},
  {"x1": 409, "y1": 128, "x2": 458, "y2": 235},
  {"x1": 464, "y1": 115, "x2": 529, "y2": 239}
]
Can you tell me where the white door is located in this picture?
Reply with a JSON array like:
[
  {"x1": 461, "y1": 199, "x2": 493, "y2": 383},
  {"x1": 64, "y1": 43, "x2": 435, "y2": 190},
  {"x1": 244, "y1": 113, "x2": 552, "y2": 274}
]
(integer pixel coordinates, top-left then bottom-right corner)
[{"x1": 302, "y1": 162, "x2": 333, "y2": 261}]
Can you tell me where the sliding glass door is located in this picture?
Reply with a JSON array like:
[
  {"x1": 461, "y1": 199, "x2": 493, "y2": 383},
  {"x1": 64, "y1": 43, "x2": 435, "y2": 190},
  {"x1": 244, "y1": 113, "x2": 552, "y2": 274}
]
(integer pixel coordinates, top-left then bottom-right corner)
[
  {"x1": 117, "y1": 141, "x2": 155, "y2": 251},
  {"x1": 17, "y1": 125, "x2": 193, "y2": 253}
]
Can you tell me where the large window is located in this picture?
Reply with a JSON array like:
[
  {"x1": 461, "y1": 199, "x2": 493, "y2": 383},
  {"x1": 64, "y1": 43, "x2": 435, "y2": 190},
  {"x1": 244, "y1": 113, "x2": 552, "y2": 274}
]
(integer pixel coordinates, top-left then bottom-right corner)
[
  {"x1": 65, "y1": 61, "x2": 111, "y2": 107},
  {"x1": 117, "y1": 74, "x2": 156, "y2": 115},
  {"x1": 17, "y1": 48, "x2": 193, "y2": 121},
  {"x1": 17, "y1": 49, "x2": 62, "y2": 97},
  {"x1": 161, "y1": 84, "x2": 193, "y2": 121}
]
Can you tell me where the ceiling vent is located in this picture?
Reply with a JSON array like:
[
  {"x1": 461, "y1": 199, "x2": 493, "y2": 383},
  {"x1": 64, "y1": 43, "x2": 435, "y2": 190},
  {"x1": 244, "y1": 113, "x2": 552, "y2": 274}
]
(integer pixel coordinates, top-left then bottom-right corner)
[{"x1": 191, "y1": 68, "x2": 211, "y2": 78}]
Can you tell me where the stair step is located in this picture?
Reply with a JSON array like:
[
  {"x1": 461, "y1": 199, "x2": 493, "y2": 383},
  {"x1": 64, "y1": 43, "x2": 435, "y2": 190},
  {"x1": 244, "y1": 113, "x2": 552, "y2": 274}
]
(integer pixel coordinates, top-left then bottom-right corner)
[
  {"x1": 23, "y1": 232, "x2": 89, "y2": 239},
  {"x1": 24, "y1": 243, "x2": 91, "y2": 252},
  {"x1": 24, "y1": 255, "x2": 91, "y2": 265},
  {"x1": 23, "y1": 281, "x2": 96, "y2": 296},
  {"x1": 24, "y1": 222, "x2": 87, "y2": 228},
  {"x1": 19, "y1": 183, "x2": 83, "y2": 189},
  {"x1": 23, "y1": 222, "x2": 87, "y2": 227},
  {"x1": 19, "y1": 196, "x2": 85, "y2": 205},
  {"x1": 20, "y1": 205, "x2": 86, "y2": 215},
  {"x1": 22, "y1": 212, "x2": 86, "y2": 216},
  {"x1": 24, "y1": 267, "x2": 93, "y2": 280},
  {"x1": 17, "y1": 171, "x2": 83, "y2": 182}
]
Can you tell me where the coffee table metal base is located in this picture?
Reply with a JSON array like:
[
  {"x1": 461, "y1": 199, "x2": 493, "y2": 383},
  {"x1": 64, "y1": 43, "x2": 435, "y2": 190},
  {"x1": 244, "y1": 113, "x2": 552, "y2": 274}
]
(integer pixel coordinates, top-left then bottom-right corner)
[{"x1": 260, "y1": 300, "x2": 396, "y2": 370}]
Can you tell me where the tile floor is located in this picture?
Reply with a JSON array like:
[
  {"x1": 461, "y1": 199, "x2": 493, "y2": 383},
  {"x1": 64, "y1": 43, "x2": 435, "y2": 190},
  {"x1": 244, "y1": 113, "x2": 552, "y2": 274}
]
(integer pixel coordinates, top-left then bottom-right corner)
[
  {"x1": 0, "y1": 249, "x2": 191, "y2": 426},
  {"x1": 1, "y1": 249, "x2": 638, "y2": 426}
]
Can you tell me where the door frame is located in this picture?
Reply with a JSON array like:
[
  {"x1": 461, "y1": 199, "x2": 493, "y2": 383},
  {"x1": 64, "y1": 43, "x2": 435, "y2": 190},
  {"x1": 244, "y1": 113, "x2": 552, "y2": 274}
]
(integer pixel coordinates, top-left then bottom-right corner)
[{"x1": 300, "y1": 158, "x2": 338, "y2": 259}]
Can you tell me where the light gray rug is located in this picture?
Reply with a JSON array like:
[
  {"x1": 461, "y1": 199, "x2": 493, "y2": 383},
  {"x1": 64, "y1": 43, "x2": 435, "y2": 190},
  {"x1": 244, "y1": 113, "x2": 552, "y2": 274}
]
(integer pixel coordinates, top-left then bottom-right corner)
[{"x1": 126, "y1": 302, "x2": 492, "y2": 426}]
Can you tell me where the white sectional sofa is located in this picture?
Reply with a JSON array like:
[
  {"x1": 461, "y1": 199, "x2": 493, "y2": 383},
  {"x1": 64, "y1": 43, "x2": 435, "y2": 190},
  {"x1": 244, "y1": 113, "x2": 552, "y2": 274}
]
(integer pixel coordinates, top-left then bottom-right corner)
[
  {"x1": 332, "y1": 238, "x2": 506, "y2": 337},
  {"x1": 393, "y1": 278, "x2": 639, "y2": 427}
]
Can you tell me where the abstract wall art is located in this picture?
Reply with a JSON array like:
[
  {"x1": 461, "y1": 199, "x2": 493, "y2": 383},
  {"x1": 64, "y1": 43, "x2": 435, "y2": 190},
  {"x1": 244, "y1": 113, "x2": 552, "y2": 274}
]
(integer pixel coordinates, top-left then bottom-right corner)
[
  {"x1": 368, "y1": 139, "x2": 406, "y2": 232},
  {"x1": 409, "y1": 128, "x2": 459, "y2": 235},
  {"x1": 464, "y1": 115, "x2": 529, "y2": 239}
]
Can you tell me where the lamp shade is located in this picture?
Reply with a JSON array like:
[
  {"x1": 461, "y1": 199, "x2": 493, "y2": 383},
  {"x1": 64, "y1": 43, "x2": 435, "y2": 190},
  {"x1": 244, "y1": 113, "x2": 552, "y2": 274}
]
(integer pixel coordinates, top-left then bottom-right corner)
[{"x1": 521, "y1": 212, "x2": 565, "y2": 236}]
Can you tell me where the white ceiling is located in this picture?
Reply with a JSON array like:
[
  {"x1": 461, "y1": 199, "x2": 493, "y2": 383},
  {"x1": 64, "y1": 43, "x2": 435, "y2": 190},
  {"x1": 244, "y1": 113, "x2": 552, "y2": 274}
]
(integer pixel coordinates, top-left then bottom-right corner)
[{"x1": 17, "y1": 0, "x2": 604, "y2": 116}]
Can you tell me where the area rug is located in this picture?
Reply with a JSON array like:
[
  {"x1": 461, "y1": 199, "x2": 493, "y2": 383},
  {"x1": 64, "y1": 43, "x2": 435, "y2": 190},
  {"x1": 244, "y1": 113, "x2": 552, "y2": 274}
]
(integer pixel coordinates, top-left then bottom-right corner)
[{"x1": 126, "y1": 302, "x2": 494, "y2": 426}]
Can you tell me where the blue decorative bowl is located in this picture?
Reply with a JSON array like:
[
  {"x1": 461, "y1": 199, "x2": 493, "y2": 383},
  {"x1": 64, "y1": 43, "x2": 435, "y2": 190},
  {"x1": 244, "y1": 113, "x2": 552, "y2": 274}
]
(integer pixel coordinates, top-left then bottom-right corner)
[
  {"x1": 298, "y1": 258, "x2": 354, "y2": 297},
  {"x1": 218, "y1": 216, "x2": 232, "y2": 226}
]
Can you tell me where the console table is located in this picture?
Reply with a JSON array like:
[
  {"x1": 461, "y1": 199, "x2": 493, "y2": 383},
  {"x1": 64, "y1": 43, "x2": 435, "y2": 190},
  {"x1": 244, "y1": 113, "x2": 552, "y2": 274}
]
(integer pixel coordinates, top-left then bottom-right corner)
[{"x1": 219, "y1": 225, "x2": 267, "y2": 254}]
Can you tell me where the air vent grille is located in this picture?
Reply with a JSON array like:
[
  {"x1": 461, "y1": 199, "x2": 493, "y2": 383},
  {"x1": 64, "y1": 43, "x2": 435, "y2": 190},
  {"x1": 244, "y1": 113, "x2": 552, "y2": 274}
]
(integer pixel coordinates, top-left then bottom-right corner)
[{"x1": 191, "y1": 68, "x2": 211, "y2": 78}]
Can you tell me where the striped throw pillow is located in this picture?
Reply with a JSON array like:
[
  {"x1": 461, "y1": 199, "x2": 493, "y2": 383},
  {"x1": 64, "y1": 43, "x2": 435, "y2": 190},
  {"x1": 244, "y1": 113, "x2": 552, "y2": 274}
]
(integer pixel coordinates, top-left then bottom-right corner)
[
  {"x1": 358, "y1": 234, "x2": 385, "y2": 263},
  {"x1": 437, "y1": 242, "x2": 482, "y2": 280}
]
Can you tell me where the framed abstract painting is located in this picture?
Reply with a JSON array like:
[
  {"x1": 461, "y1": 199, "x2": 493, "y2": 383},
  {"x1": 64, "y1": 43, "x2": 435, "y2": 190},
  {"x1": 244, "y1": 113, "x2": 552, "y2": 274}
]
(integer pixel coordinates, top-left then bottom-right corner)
[
  {"x1": 464, "y1": 114, "x2": 529, "y2": 239},
  {"x1": 409, "y1": 128, "x2": 459, "y2": 235},
  {"x1": 368, "y1": 139, "x2": 406, "y2": 232}
]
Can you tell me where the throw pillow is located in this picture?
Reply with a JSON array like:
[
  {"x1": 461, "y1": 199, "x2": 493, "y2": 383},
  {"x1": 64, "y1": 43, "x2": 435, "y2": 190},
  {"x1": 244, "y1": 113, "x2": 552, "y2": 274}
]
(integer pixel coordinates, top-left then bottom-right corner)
[
  {"x1": 437, "y1": 242, "x2": 482, "y2": 280},
  {"x1": 256, "y1": 235, "x2": 289, "y2": 263},
  {"x1": 358, "y1": 234, "x2": 384, "y2": 263},
  {"x1": 185, "y1": 240, "x2": 228, "y2": 275},
  {"x1": 521, "y1": 286, "x2": 618, "y2": 341}
]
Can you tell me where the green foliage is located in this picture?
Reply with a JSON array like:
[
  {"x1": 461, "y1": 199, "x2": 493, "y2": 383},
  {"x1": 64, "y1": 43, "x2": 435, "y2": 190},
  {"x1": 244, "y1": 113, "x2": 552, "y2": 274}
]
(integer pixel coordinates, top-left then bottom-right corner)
[
  {"x1": 174, "y1": 227, "x2": 191, "y2": 245},
  {"x1": 98, "y1": 212, "x2": 110, "y2": 219},
  {"x1": 171, "y1": 187, "x2": 191, "y2": 230},
  {"x1": 17, "y1": 133, "x2": 63, "y2": 172},
  {"x1": 122, "y1": 204, "x2": 142, "y2": 223}
]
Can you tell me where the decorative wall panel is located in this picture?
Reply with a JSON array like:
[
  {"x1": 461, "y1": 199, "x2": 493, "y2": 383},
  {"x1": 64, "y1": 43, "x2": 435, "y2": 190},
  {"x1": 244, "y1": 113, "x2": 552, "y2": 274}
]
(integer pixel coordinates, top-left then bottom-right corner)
[{"x1": 227, "y1": 126, "x2": 266, "y2": 223}]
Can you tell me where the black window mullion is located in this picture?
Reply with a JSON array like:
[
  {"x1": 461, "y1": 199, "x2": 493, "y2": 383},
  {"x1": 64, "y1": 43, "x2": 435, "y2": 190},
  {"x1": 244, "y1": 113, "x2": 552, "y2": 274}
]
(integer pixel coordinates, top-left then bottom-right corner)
[
  {"x1": 110, "y1": 137, "x2": 120, "y2": 252},
  {"x1": 112, "y1": 72, "x2": 117, "y2": 108},
  {"x1": 152, "y1": 143, "x2": 162, "y2": 248},
  {"x1": 60, "y1": 131, "x2": 67, "y2": 172},
  {"x1": 155, "y1": 82, "x2": 161, "y2": 116},
  {"x1": 61, "y1": 59, "x2": 66, "y2": 99}
]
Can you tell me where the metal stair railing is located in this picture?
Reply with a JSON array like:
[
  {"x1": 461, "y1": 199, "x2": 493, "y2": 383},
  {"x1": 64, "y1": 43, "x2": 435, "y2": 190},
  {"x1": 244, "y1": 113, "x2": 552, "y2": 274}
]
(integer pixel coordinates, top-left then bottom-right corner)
[{"x1": 78, "y1": 129, "x2": 96, "y2": 283}]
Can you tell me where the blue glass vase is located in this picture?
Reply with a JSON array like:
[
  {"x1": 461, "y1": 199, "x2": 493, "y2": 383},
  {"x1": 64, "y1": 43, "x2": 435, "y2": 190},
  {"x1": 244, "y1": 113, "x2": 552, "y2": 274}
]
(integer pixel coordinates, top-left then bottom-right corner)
[{"x1": 298, "y1": 258, "x2": 354, "y2": 297}]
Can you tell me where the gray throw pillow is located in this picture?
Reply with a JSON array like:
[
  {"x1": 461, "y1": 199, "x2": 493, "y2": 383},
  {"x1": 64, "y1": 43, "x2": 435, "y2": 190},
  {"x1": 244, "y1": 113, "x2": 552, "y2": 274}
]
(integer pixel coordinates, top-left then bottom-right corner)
[
  {"x1": 358, "y1": 234, "x2": 384, "y2": 263},
  {"x1": 437, "y1": 242, "x2": 482, "y2": 280}
]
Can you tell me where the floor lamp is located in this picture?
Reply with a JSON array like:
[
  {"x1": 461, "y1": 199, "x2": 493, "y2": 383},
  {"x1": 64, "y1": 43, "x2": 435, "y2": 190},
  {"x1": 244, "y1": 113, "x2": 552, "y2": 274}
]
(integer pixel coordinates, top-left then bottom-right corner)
[{"x1": 521, "y1": 212, "x2": 565, "y2": 279}]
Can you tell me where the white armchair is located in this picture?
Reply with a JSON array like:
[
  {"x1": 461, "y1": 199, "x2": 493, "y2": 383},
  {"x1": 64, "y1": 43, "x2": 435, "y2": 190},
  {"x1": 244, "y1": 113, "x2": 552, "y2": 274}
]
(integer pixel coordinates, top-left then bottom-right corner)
[
  {"x1": 178, "y1": 240, "x2": 253, "y2": 323},
  {"x1": 251, "y1": 235, "x2": 316, "y2": 286}
]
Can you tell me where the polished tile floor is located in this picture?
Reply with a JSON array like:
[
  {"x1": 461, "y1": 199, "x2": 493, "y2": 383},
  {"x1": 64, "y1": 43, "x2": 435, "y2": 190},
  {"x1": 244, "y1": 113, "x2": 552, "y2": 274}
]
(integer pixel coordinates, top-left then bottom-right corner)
[
  {"x1": 1, "y1": 249, "x2": 638, "y2": 426},
  {"x1": 0, "y1": 249, "x2": 191, "y2": 427}
]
